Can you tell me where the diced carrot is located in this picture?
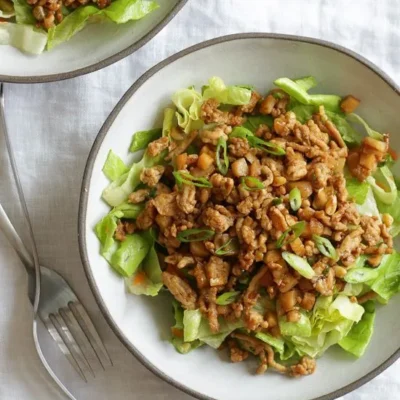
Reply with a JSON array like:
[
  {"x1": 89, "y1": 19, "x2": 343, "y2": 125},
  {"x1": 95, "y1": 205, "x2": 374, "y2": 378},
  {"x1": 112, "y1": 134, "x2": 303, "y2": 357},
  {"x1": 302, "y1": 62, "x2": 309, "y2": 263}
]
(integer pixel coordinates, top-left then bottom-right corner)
[
  {"x1": 133, "y1": 271, "x2": 147, "y2": 285},
  {"x1": 197, "y1": 152, "x2": 214, "y2": 170},
  {"x1": 171, "y1": 327, "x2": 184, "y2": 338},
  {"x1": 175, "y1": 153, "x2": 187, "y2": 170},
  {"x1": 340, "y1": 95, "x2": 361, "y2": 113},
  {"x1": 388, "y1": 146, "x2": 398, "y2": 161}
]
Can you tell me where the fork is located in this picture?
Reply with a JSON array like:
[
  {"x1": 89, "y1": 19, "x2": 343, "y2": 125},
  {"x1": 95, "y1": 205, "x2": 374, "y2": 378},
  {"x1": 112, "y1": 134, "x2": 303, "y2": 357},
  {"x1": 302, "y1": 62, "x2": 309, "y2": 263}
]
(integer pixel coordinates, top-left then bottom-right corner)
[{"x1": 0, "y1": 83, "x2": 112, "y2": 399}]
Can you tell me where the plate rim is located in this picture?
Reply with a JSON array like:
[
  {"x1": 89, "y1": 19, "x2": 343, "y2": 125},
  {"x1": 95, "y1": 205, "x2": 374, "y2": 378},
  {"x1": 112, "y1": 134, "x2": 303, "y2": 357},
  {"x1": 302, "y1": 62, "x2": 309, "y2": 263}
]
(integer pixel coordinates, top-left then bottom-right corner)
[
  {"x1": 0, "y1": 0, "x2": 187, "y2": 84},
  {"x1": 78, "y1": 32, "x2": 400, "y2": 400}
]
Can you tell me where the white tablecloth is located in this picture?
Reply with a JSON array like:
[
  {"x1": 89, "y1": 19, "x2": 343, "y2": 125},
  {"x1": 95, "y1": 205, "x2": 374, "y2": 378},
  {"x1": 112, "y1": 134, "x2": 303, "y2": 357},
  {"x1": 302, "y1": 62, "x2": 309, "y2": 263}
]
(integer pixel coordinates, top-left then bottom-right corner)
[{"x1": 1, "y1": 0, "x2": 400, "y2": 399}]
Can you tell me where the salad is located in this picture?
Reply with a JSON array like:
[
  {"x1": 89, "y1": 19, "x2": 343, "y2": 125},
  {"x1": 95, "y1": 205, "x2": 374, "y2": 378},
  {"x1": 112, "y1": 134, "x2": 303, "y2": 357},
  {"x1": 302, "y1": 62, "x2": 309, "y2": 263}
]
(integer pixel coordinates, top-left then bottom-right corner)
[
  {"x1": 0, "y1": 0, "x2": 158, "y2": 54},
  {"x1": 95, "y1": 76, "x2": 400, "y2": 377}
]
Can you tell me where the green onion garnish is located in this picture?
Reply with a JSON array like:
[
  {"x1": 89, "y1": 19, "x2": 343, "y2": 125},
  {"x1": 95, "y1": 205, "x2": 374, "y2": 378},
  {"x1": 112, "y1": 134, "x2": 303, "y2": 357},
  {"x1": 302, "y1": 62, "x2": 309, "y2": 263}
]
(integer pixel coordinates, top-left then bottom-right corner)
[
  {"x1": 282, "y1": 252, "x2": 315, "y2": 279},
  {"x1": 216, "y1": 137, "x2": 229, "y2": 175},
  {"x1": 271, "y1": 198, "x2": 283, "y2": 205},
  {"x1": 247, "y1": 136, "x2": 286, "y2": 156},
  {"x1": 312, "y1": 235, "x2": 338, "y2": 260},
  {"x1": 216, "y1": 291, "x2": 240, "y2": 305},
  {"x1": 230, "y1": 126, "x2": 253, "y2": 139},
  {"x1": 289, "y1": 187, "x2": 302, "y2": 211},
  {"x1": 215, "y1": 238, "x2": 239, "y2": 256},
  {"x1": 241, "y1": 176, "x2": 264, "y2": 191},
  {"x1": 173, "y1": 171, "x2": 212, "y2": 188},
  {"x1": 177, "y1": 228, "x2": 215, "y2": 242},
  {"x1": 276, "y1": 221, "x2": 306, "y2": 249}
]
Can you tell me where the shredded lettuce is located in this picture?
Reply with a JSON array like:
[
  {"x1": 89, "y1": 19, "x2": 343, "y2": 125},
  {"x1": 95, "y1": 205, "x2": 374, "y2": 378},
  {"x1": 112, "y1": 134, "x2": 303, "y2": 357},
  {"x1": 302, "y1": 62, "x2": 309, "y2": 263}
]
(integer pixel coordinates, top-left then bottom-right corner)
[
  {"x1": 162, "y1": 108, "x2": 175, "y2": 138},
  {"x1": 113, "y1": 202, "x2": 144, "y2": 219},
  {"x1": 126, "y1": 246, "x2": 162, "y2": 296},
  {"x1": 329, "y1": 295, "x2": 364, "y2": 322},
  {"x1": 95, "y1": 211, "x2": 121, "y2": 262},
  {"x1": 242, "y1": 115, "x2": 273, "y2": 131},
  {"x1": 129, "y1": 128, "x2": 161, "y2": 153},
  {"x1": 339, "y1": 301, "x2": 375, "y2": 357},
  {"x1": 102, "y1": 150, "x2": 129, "y2": 181},
  {"x1": 203, "y1": 76, "x2": 252, "y2": 106},
  {"x1": 356, "y1": 187, "x2": 381, "y2": 218},
  {"x1": 326, "y1": 111, "x2": 363, "y2": 144},
  {"x1": 47, "y1": 0, "x2": 159, "y2": 49},
  {"x1": 171, "y1": 87, "x2": 203, "y2": 134},
  {"x1": 289, "y1": 105, "x2": 316, "y2": 124},
  {"x1": 13, "y1": 0, "x2": 35, "y2": 24},
  {"x1": 0, "y1": 22, "x2": 47, "y2": 54},
  {"x1": 279, "y1": 311, "x2": 312, "y2": 337},
  {"x1": 347, "y1": 113, "x2": 383, "y2": 140},
  {"x1": 375, "y1": 190, "x2": 400, "y2": 237},
  {"x1": 346, "y1": 175, "x2": 369, "y2": 205}
]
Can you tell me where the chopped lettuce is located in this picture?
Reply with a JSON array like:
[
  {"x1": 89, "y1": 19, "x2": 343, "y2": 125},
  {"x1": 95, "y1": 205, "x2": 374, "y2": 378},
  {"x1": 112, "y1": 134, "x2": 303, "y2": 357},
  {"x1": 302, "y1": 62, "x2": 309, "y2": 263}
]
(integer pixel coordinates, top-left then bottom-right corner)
[
  {"x1": 279, "y1": 311, "x2": 312, "y2": 337},
  {"x1": 171, "y1": 87, "x2": 203, "y2": 134},
  {"x1": 255, "y1": 332, "x2": 285, "y2": 355},
  {"x1": 293, "y1": 76, "x2": 318, "y2": 92},
  {"x1": 95, "y1": 211, "x2": 122, "y2": 262},
  {"x1": 356, "y1": 187, "x2": 381, "y2": 218},
  {"x1": 129, "y1": 128, "x2": 161, "y2": 153},
  {"x1": 375, "y1": 190, "x2": 400, "y2": 237},
  {"x1": 182, "y1": 309, "x2": 243, "y2": 349},
  {"x1": 47, "y1": 0, "x2": 158, "y2": 49},
  {"x1": 110, "y1": 232, "x2": 152, "y2": 277},
  {"x1": 162, "y1": 108, "x2": 175, "y2": 138},
  {"x1": 203, "y1": 76, "x2": 252, "y2": 106},
  {"x1": 326, "y1": 111, "x2": 363, "y2": 144},
  {"x1": 369, "y1": 252, "x2": 400, "y2": 301},
  {"x1": 102, "y1": 150, "x2": 129, "y2": 181},
  {"x1": 113, "y1": 202, "x2": 144, "y2": 219},
  {"x1": 13, "y1": 0, "x2": 35, "y2": 24},
  {"x1": 0, "y1": 22, "x2": 47, "y2": 54},
  {"x1": 126, "y1": 246, "x2": 162, "y2": 296},
  {"x1": 329, "y1": 294, "x2": 364, "y2": 322},
  {"x1": 242, "y1": 115, "x2": 273, "y2": 131},
  {"x1": 289, "y1": 105, "x2": 316, "y2": 124},
  {"x1": 347, "y1": 113, "x2": 383, "y2": 141},
  {"x1": 339, "y1": 301, "x2": 375, "y2": 357},
  {"x1": 344, "y1": 267, "x2": 379, "y2": 284},
  {"x1": 102, "y1": 149, "x2": 166, "y2": 207},
  {"x1": 367, "y1": 166, "x2": 397, "y2": 205},
  {"x1": 346, "y1": 175, "x2": 369, "y2": 205}
]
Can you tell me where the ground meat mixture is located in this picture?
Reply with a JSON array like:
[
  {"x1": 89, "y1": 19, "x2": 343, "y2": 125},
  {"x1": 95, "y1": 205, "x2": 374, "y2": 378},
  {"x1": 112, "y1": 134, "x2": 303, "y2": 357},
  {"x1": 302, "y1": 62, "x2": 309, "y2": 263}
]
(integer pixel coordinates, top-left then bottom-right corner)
[{"x1": 124, "y1": 88, "x2": 393, "y2": 377}]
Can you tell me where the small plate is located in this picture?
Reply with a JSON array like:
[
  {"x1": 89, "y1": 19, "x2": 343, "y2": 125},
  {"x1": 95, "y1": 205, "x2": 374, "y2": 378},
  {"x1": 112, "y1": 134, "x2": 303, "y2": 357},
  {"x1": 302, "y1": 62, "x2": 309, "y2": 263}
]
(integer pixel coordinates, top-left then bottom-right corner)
[
  {"x1": 79, "y1": 33, "x2": 400, "y2": 400},
  {"x1": 0, "y1": 0, "x2": 187, "y2": 83}
]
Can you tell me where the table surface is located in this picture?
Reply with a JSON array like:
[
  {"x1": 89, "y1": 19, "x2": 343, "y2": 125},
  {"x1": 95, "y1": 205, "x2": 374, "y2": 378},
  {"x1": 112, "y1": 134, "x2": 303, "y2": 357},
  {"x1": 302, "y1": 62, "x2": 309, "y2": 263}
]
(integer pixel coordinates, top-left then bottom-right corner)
[{"x1": 1, "y1": 0, "x2": 400, "y2": 399}]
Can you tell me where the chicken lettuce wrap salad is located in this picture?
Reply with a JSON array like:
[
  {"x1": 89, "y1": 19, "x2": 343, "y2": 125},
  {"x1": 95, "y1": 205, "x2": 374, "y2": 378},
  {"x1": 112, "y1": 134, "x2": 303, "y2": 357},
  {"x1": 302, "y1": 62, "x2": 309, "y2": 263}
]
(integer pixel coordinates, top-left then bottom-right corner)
[
  {"x1": 0, "y1": 0, "x2": 158, "y2": 54},
  {"x1": 95, "y1": 75, "x2": 400, "y2": 377}
]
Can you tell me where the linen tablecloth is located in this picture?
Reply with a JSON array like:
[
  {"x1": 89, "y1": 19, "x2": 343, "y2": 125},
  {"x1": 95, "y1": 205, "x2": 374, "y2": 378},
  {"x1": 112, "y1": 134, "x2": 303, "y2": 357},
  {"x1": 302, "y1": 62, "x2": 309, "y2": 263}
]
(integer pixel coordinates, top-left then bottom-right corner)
[{"x1": 1, "y1": 0, "x2": 400, "y2": 399}]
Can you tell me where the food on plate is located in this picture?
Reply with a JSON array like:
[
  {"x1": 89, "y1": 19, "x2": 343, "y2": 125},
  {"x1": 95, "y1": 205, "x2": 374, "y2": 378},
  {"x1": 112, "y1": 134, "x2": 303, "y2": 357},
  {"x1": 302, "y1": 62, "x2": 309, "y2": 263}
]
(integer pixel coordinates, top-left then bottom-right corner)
[
  {"x1": 0, "y1": 0, "x2": 158, "y2": 54},
  {"x1": 95, "y1": 75, "x2": 400, "y2": 377}
]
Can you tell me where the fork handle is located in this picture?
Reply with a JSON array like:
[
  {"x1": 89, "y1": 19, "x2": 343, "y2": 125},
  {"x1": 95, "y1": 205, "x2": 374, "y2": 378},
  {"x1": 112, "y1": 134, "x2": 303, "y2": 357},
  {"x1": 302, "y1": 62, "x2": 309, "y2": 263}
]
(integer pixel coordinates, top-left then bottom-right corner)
[{"x1": 0, "y1": 203, "x2": 34, "y2": 270}]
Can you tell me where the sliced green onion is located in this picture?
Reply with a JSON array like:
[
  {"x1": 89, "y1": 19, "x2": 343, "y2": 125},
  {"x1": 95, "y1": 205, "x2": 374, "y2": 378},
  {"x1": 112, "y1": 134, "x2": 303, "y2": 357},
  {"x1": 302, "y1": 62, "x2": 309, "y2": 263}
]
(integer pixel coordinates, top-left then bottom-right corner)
[
  {"x1": 276, "y1": 221, "x2": 306, "y2": 249},
  {"x1": 282, "y1": 252, "x2": 316, "y2": 279},
  {"x1": 271, "y1": 198, "x2": 282, "y2": 205},
  {"x1": 289, "y1": 187, "x2": 302, "y2": 211},
  {"x1": 230, "y1": 126, "x2": 254, "y2": 139},
  {"x1": 344, "y1": 267, "x2": 379, "y2": 284},
  {"x1": 216, "y1": 137, "x2": 229, "y2": 175},
  {"x1": 216, "y1": 291, "x2": 240, "y2": 305},
  {"x1": 247, "y1": 136, "x2": 286, "y2": 156},
  {"x1": 313, "y1": 235, "x2": 338, "y2": 260},
  {"x1": 177, "y1": 228, "x2": 215, "y2": 242},
  {"x1": 241, "y1": 176, "x2": 264, "y2": 191},
  {"x1": 173, "y1": 171, "x2": 212, "y2": 188},
  {"x1": 215, "y1": 238, "x2": 239, "y2": 256}
]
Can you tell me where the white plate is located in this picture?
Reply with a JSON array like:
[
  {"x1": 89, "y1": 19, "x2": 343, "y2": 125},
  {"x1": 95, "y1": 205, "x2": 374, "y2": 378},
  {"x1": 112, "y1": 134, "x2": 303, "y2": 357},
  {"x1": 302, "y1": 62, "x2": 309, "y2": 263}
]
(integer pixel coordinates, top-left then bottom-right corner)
[
  {"x1": 0, "y1": 0, "x2": 186, "y2": 83},
  {"x1": 79, "y1": 34, "x2": 400, "y2": 400}
]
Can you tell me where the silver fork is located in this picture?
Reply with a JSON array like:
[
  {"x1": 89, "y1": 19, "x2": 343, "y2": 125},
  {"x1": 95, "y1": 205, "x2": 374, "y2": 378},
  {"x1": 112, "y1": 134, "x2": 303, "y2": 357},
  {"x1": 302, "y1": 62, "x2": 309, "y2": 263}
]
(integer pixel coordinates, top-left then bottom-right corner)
[{"x1": 0, "y1": 83, "x2": 112, "y2": 399}]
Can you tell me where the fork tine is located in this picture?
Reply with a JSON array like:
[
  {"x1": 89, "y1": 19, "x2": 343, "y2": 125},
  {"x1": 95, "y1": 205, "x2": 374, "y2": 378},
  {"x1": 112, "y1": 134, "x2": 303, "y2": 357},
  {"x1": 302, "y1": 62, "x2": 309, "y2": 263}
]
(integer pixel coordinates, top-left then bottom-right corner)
[
  {"x1": 49, "y1": 313, "x2": 93, "y2": 380},
  {"x1": 59, "y1": 307, "x2": 99, "y2": 374},
  {"x1": 43, "y1": 317, "x2": 87, "y2": 382},
  {"x1": 69, "y1": 301, "x2": 113, "y2": 369}
]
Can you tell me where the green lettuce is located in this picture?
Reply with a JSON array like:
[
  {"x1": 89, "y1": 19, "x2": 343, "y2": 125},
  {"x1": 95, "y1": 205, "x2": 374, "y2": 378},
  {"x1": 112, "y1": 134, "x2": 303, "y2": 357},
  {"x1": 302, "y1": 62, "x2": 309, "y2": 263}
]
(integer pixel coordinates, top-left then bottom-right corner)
[
  {"x1": 367, "y1": 166, "x2": 397, "y2": 205},
  {"x1": 279, "y1": 311, "x2": 312, "y2": 337},
  {"x1": 325, "y1": 111, "x2": 363, "y2": 144},
  {"x1": 346, "y1": 175, "x2": 369, "y2": 205},
  {"x1": 162, "y1": 108, "x2": 175, "y2": 137},
  {"x1": 255, "y1": 332, "x2": 284, "y2": 355},
  {"x1": 242, "y1": 115, "x2": 273, "y2": 131},
  {"x1": 102, "y1": 149, "x2": 166, "y2": 207},
  {"x1": 125, "y1": 246, "x2": 162, "y2": 296},
  {"x1": 293, "y1": 76, "x2": 318, "y2": 91},
  {"x1": 13, "y1": 0, "x2": 35, "y2": 24},
  {"x1": 95, "y1": 211, "x2": 122, "y2": 262},
  {"x1": 0, "y1": 23, "x2": 47, "y2": 54},
  {"x1": 203, "y1": 76, "x2": 252, "y2": 106},
  {"x1": 47, "y1": 0, "x2": 159, "y2": 49},
  {"x1": 289, "y1": 105, "x2": 316, "y2": 124},
  {"x1": 375, "y1": 190, "x2": 400, "y2": 237},
  {"x1": 347, "y1": 113, "x2": 383, "y2": 141},
  {"x1": 171, "y1": 87, "x2": 203, "y2": 134},
  {"x1": 102, "y1": 150, "x2": 129, "y2": 181},
  {"x1": 339, "y1": 301, "x2": 375, "y2": 357},
  {"x1": 183, "y1": 309, "x2": 243, "y2": 349},
  {"x1": 129, "y1": 128, "x2": 161, "y2": 153},
  {"x1": 356, "y1": 187, "x2": 381, "y2": 218}
]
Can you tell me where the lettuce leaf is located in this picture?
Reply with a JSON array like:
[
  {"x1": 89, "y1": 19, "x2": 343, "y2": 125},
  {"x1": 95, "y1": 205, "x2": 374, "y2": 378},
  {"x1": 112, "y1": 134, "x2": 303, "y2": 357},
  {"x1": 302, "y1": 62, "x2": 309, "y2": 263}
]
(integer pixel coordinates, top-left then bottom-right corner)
[
  {"x1": 367, "y1": 166, "x2": 397, "y2": 205},
  {"x1": 329, "y1": 294, "x2": 364, "y2": 322},
  {"x1": 242, "y1": 115, "x2": 273, "y2": 131},
  {"x1": 129, "y1": 128, "x2": 161, "y2": 153},
  {"x1": 171, "y1": 87, "x2": 203, "y2": 134},
  {"x1": 126, "y1": 246, "x2": 162, "y2": 296},
  {"x1": 346, "y1": 175, "x2": 369, "y2": 205},
  {"x1": 162, "y1": 108, "x2": 175, "y2": 138},
  {"x1": 293, "y1": 76, "x2": 318, "y2": 92},
  {"x1": 289, "y1": 105, "x2": 316, "y2": 124},
  {"x1": 0, "y1": 22, "x2": 47, "y2": 54},
  {"x1": 325, "y1": 111, "x2": 363, "y2": 144},
  {"x1": 13, "y1": 0, "x2": 35, "y2": 24},
  {"x1": 47, "y1": 0, "x2": 159, "y2": 49},
  {"x1": 203, "y1": 76, "x2": 252, "y2": 106},
  {"x1": 102, "y1": 148, "x2": 166, "y2": 207},
  {"x1": 279, "y1": 311, "x2": 312, "y2": 337},
  {"x1": 339, "y1": 301, "x2": 375, "y2": 357},
  {"x1": 182, "y1": 309, "x2": 243, "y2": 349},
  {"x1": 102, "y1": 150, "x2": 129, "y2": 181},
  {"x1": 356, "y1": 187, "x2": 381, "y2": 218},
  {"x1": 347, "y1": 113, "x2": 383, "y2": 141},
  {"x1": 95, "y1": 211, "x2": 122, "y2": 262},
  {"x1": 375, "y1": 190, "x2": 400, "y2": 237}
]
